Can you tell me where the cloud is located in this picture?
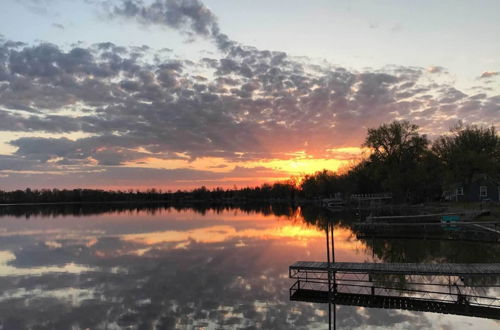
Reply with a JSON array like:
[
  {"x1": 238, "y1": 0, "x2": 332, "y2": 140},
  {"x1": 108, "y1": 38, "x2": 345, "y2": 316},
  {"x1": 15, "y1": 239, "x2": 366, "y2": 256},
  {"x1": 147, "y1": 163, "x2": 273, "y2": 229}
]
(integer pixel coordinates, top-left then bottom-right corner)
[
  {"x1": 106, "y1": 0, "x2": 239, "y2": 52},
  {"x1": 108, "y1": 0, "x2": 219, "y2": 37},
  {"x1": 0, "y1": 162, "x2": 291, "y2": 190},
  {"x1": 51, "y1": 23, "x2": 65, "y2": 29},
  {"x1": 1, "y1": 0, "x2": 499, "y2": 188},
  {"x1": 0, "y1": 155, "x2": 43, "y2": 171},
  {"x1": 427, "y1": 66, "x2": 446, "y2": 74},
  {"x1": 1, "y1": 37, "x2": 499, "y2": 182},
  {"x1": 479, "y1": 71, "x2": 499, "y2": 79}
]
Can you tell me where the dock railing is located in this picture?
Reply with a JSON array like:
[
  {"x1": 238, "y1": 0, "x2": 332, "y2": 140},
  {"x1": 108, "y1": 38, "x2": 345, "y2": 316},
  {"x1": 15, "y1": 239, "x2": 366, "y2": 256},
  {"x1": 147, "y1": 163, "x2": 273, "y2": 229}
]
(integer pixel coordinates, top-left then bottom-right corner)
[
  {"x1": 350, "y1": 193, "x2": 393, "y2": 201},
  {"x1": 289, "y1": 261, "x2": 500, "y2": 319}
]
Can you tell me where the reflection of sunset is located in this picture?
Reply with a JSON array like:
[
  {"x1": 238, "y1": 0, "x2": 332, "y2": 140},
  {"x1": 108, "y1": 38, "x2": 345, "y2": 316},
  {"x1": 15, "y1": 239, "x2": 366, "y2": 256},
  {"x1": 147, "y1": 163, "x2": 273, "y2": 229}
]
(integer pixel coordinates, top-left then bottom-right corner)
[
  {"x1": 333, "y1": 226, "x2": 368, "y2": 253},
  {"x1": 2, "y1": 205, "x2": 497, "y2": 329},
  {"x1": 2, "y1": 0, "x2": 499, "y2": 327},
  {"x1": 122, "y1": 223, "x2": 325, "y2": 246},
  {"x1": 119, "y1": 212, "x2": 366, "y2": 256},
  {"x1": 118, "y1": 207, "x2": 325, "y2": 246},
  {"x1": 274, "y1": 225, "x2": 324, "y2": 239}
]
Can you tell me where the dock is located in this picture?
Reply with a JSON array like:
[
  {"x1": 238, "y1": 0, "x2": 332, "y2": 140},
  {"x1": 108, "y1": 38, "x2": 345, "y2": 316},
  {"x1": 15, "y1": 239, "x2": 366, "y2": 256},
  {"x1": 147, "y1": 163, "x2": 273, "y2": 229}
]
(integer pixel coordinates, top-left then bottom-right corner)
[
  {"x1": 290, "y1": 289, "x2": 500, "y2": 320},
  {"x1": 351, "y1": 193, "x2": 392, "y2": 201},
  {"x1": 352, "y1": 221, "x2": 500, "y2": 243},
  {"x1": 473, "y1": 223, "x2": 500, "y2": 234},
  {"x1": 353, "y1": 221, "x2": 500, "y2": 227},
  {"x1": 365, "y1": 210, "x2": 490, "y2": 223},
  {"x1": 290, "y1": 261, "x2": 500, "y2": 277},
  {"x1": 289, "y1": 261, "x2": 500, "y2": 320}
]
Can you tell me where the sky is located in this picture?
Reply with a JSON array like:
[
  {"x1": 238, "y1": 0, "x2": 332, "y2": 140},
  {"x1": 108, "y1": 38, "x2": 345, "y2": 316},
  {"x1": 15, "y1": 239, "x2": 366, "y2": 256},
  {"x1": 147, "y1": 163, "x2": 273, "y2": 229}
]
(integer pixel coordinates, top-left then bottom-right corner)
[{"x1": 0, "y1": 0, "x2": 499, "y2": 190}]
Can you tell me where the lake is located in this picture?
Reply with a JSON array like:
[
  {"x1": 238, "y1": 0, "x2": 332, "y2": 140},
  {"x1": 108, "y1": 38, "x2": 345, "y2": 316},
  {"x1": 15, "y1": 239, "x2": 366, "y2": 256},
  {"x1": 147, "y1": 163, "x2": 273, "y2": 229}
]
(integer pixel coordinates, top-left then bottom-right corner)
[{"x1": 0, "y1": 204, "x2": 498, "y2": 329}]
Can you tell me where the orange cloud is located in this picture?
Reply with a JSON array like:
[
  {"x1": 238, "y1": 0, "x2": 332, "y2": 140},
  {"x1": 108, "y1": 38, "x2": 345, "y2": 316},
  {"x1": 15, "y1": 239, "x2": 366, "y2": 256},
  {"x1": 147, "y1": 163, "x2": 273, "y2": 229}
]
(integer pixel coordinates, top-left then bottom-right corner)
[{"x1": 479, "y1": 71, "x2": 499, "y2": 79}]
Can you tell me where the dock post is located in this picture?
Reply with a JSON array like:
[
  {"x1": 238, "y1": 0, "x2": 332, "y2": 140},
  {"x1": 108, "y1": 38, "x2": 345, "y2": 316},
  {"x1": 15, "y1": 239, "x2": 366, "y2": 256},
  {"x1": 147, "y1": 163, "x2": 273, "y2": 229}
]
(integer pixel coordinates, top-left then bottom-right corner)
[
  {"x1": 330, "y1": 222, "x2": 336, "y2": 330},
  {"x1": 326, "y1": 223, "x2": 332, "y2": 330}
]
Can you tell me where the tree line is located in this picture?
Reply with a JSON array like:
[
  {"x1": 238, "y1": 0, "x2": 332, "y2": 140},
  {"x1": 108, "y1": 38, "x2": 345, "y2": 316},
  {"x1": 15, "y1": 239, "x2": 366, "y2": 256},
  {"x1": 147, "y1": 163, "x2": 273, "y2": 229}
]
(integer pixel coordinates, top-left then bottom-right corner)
[
  {"x1": 301, "y1": 121, "x2": 499, "y2": 203},
  {"x1": 0, "y1": 121, "x2": 498, "y2": 204}
]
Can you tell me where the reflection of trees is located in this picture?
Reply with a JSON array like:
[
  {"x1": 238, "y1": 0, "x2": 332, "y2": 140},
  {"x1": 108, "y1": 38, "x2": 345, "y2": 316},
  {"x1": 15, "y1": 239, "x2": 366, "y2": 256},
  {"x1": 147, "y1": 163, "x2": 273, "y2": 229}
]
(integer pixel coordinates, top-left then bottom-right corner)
[
  {"x1": 299, "y1": 205, "x2": 500, "y2": 277},
  {"x1": 0, "y1": 202, "x2": 298, "y2": 218},
  {"x1": 324, "y1": 207, "x2": 500, "y2": 265},
  {"x1": 2, "y1": 204, "x2": 499, "y2": 328},
  {"x1": 300, "y1": 204, "x2": 358, "y2": 230},
  {"x1": 0, "y1": 203, "x2": 173, "y2": 218},
  {"x1": 7, "y1": 202, "x2": 496, "y2": 268},
  {"x1": 362, "y1": 237, "x2": 500, "y2": 264}
]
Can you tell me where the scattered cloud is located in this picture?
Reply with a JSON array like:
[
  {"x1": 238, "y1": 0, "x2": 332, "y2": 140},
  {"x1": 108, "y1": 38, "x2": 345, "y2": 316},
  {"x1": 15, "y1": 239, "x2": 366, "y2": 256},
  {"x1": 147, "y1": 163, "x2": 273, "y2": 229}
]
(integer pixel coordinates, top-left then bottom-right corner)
[
  {"x1": 0, "y1": 0, "x2": 499, "y2": 188},
  {"x1": 427, "y1": 66, "x2": 446, "y2": 74},
  {"x1": 479, "y1": 71, "x2": 499, "y2": 79},
  {"x1": 51, "y1": 22, "x2": 65, "y2": 29},
  {"x1": 108, "y1": 0, "x2": 219, "y2": 37}
]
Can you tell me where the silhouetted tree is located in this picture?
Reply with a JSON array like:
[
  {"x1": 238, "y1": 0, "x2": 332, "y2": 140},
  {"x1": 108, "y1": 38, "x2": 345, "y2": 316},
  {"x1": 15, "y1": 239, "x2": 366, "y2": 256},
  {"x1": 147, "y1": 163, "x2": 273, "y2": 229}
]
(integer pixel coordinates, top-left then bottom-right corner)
[
  {"x1": 432, "y1": 122, "x2": 500, "y2": 185},
  {"x1": 363, "y1": 120, "x2": 432, "y2": 202}
]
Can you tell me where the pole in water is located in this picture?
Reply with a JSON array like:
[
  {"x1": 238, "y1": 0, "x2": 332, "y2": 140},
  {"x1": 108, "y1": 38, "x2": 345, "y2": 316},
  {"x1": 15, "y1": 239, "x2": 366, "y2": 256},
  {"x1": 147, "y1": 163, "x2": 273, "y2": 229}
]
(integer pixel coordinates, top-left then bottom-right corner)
[
  {"x1": 326, "y1": 223, "x2": 332, "y2": 330},
  {"x1": 330, "y1": 222, "x2": 336, "y2": 330},
  {"x1": 333, "y1": 301, "x2": 336, "y2": 330},
  {"x1": 330, "y1": 224, "x2": 335, "y2": 264}
]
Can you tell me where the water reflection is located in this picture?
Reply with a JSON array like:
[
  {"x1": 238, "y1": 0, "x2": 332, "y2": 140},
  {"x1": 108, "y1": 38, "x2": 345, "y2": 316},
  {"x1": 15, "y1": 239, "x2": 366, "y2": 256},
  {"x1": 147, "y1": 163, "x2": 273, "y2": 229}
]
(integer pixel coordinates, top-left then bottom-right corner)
[
  {"x1": 0, "y1": 204, "x2": 498, "y2": 329},
  {"x1": 290, "y1": 222, "x2": 500, "y2": 330},
  {"x1": 0, "y1": 202, "x2": 300, "y2": 218}
]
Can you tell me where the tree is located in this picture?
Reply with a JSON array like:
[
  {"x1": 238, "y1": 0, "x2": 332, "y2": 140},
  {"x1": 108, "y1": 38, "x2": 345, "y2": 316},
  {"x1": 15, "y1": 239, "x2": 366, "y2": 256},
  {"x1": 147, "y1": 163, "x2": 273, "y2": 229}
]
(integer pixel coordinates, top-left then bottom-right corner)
[
  {"x1": 432, "y1": 122, "x2": 500, "y2": 184},
  {"x1": 363, "y1": 121, "x2": 432, "y2": 202},
  {"x1": 364, "y1": 120, "x2": 429, "y2": 162}
]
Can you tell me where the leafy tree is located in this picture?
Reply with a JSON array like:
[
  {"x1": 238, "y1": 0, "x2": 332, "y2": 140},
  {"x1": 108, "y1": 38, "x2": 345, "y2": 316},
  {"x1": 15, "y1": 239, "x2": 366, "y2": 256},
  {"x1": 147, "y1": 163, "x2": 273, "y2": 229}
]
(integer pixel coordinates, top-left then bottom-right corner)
[
  {"x1": 363, "y1": 120, "x2": 432, "y2": 202},
  {"x1": 432, "y1": 122, "x2": 500, "y2": 184},
  {"x1": 364, "y1": 120, "x2": 428, "y2": 162}
]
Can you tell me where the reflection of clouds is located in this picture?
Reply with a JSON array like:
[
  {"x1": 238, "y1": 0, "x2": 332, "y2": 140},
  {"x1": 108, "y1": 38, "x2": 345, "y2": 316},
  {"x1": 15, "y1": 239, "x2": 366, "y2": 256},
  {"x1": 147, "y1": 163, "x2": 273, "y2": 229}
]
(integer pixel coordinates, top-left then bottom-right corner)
[
  {"x1": 0, "y1": 208, "x2": 498, "y2": 329},
  {"x1": 0, "y1": 250, "x2": 96, "y2": 276},
  {"x1": 0, "y1": 208, "x2": 297, "y2": 239},
  {"x1": 0, "y1": 230, "x2": 333, "y2": 328},
  {"x1": 0, "y1": 287, "x2": 95, "y2": 306},
  {"x1": 0, "y1": 229, "x2": 105, "y2": 238},
  {"x1": 337, "y1": 306, "x2": 433, "y2": 329}
]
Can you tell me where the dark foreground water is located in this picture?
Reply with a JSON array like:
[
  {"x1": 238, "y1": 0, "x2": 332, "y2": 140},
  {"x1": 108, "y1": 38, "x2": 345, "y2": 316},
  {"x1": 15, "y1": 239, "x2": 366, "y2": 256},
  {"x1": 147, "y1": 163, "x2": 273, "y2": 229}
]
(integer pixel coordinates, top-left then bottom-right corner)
[{"x1": 0, "y1": 204, "x2": 498, "y2": 329}]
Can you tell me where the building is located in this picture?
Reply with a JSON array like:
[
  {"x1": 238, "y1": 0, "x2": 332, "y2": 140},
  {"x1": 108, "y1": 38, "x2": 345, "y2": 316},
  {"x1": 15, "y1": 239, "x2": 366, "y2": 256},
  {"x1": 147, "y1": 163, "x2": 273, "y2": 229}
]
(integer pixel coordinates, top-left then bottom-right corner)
[{"x1": 443, "y1": 174, "x2": 500, "y2": 202}]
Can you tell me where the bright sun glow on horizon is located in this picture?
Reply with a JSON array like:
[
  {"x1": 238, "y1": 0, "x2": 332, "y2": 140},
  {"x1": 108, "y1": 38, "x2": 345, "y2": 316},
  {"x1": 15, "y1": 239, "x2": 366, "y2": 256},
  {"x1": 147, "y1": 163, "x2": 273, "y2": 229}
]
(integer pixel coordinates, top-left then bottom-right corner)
[
  {"x1": 122, "y1": 147, "x2": 365, "y2": 186},
  {"x1": 106, "y1": 153, "x2": 366, "y2": 190},
  {"x1": 1, "y1": 0, "x2": 498, "y2": 190}
]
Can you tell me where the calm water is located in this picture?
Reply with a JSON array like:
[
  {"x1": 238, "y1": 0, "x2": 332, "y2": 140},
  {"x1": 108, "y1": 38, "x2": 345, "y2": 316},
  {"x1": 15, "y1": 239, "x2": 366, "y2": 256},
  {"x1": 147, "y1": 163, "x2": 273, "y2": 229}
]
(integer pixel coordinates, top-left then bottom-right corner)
[{"x1": 0, "y1": 204, "x2": 498, "y2": 329}]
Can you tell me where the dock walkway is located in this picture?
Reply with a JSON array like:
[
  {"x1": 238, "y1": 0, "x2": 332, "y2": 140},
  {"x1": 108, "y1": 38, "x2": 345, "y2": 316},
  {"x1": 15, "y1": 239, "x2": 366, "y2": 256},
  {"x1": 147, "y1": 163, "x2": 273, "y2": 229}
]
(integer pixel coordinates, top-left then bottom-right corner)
[
  {"x1": 290, "y1": 261, "x2": 500, "y2": 276},
  {"x1": 290, "y1": 289, "x2": 500, "y2": 320}
]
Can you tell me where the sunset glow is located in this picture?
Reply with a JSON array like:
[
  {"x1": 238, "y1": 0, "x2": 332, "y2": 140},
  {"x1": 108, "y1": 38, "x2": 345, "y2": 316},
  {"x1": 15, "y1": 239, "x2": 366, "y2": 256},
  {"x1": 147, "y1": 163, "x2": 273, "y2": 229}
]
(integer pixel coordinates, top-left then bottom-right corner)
[
  {"x1": 0, "y1": 1, "x2": 498, "y2": 190},
  {"x1": 0, "y1": 2, "x2": 498, "y2": 328},
  {"x1": 122, "y1": 151, "x2": 355, "y2": 187}
]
